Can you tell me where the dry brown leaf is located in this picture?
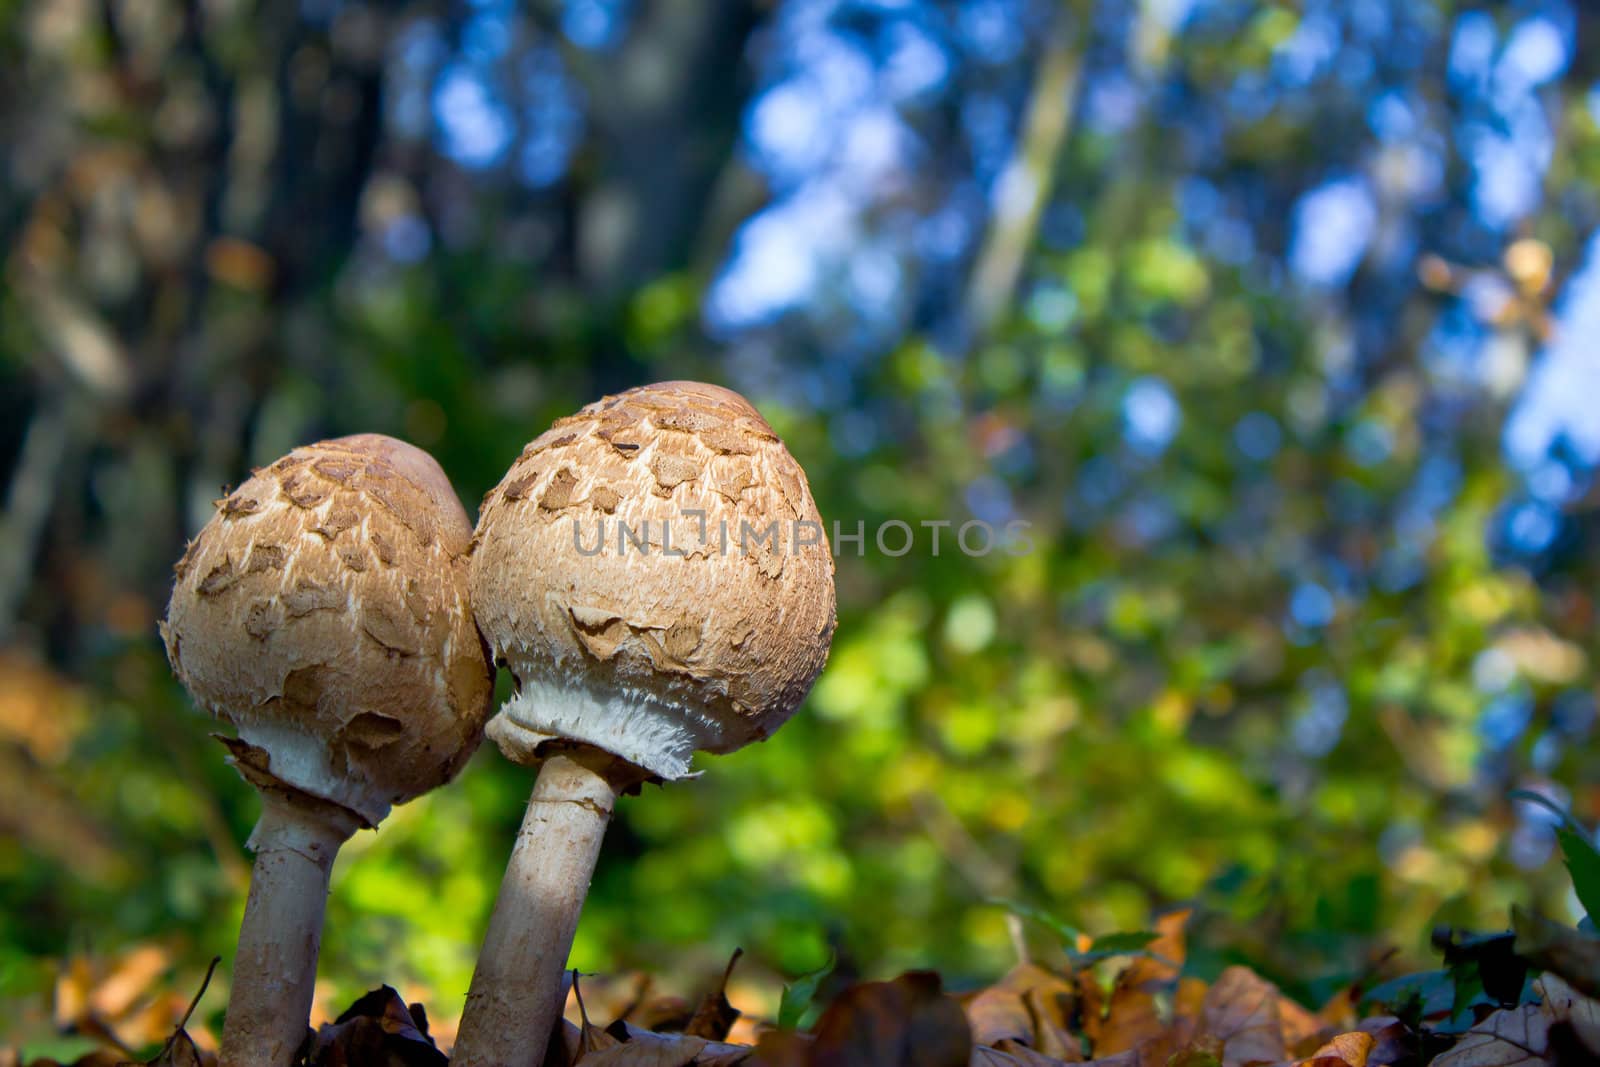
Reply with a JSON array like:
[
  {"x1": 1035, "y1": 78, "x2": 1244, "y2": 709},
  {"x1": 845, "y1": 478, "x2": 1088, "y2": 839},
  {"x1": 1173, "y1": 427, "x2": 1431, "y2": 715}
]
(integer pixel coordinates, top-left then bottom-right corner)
[
  {"x1": 53, "y1": 955, "x2": 96, "y2": 1032},
  {"x1": 1198, "y1": 966, "x2": 1288, "y2": 1067},
  {"x1": 1534, "y1": 974, "x2": 1600, "y2": 1059},
  {"x1": 1166, "y1": 977, "x2": 1209, "y2": 1054},
  {"x1": 685, "y1": 951, "x2": 744, "y2": 1042},
  {"x1": 89, "y1": 946, "x2": 171, "y2": 1020},
  {"x1": 1430, "y1": 1003, "x2": 1549, "y2": 1067},
  {"x1": 1282, "y1": 994, "x2": 1331, "y2": 1056},
  {"x1": 1076, "y1": 970, "x2": 1106, "y2": 1050},
  {"x1": 1120, "y1": 909, "x2": 1192, "y2": 989},
  {"x1": 47, "y1": 944, "x2": 210, "y2": 1055},
  {"x1": 1091, "y1": 976, "x2": 1161, "y2": 1058},
  {"x1": 966, "y1": 982, "x2": 1036, "y2": 1047},
  {"x1": 573, "y1": 974, "x2": 626, "y2": 1058},
  {"x1": 1025, "y1": 975, "x2": 1084, "y2": 1062},
  {"x1": 965, "y1": 963, "x2": 1076, "y2": 1050},
  {"x1": 72, "y1": 1052, "x2": 133, "y2": 1067},
  {"x1": 1293, "y1": 1031, "x2": 1373, "y2": 1067},
  {"x1": 1073, "y1": 1050, "x2": 1144, "y2": 1067},
  {"x1": 577, "y1": 973, "x2": 657, "y2": 1031},
  {"x1": 746, "y1": 1028, "x2": 811, "y2": 1067},
  {"x1": 1516, "y1": 910, "x2": 1600, "y2": 1002},
  {"x1": 146, "y1": 1029, "x2": 213, "y2": 1067},
  {"x1": 307, "y1": 986, "x2": 445, "y2": 1067},
  {"x1": 989, "y1": 1038, "x2": 1077, "y2": 1065},
  {"x1": 635, "y1": 997, "x2": 696, "y2": 1034},
  {"x1": 1089, "y1": 911, "x2": 1191, "y2": 1059},
  {"x1": 807, "y1": 971, "x2": 971, "y2": 1067},
  {"x1": 1353, "y1": 1016, "x2": 1415, "y2": 1067},
  {"x1": 577, "y1": 1024, "x2": 751, "y2": 1065}
]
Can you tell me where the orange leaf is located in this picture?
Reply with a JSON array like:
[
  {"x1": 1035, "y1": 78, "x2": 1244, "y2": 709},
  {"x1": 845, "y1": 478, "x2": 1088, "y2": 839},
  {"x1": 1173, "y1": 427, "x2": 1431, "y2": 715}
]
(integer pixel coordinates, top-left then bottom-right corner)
[
  {"x1": 1091, "y1": 910, "x2": 1191, "y2": 1058},
  {"x1": 1294, "y1": 1031, "x2": 1373, "y2": 1067}
]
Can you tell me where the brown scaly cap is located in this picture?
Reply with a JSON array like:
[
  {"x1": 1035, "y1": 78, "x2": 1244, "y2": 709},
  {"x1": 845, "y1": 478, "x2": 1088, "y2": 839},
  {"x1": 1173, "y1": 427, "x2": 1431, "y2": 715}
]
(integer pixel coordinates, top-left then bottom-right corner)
[
  {"x1": 161, "y1": 434, "x2": 493, "y2": 826},
  {"x1": 470, "y1": 381, "x2": 838, "y2": 779}
]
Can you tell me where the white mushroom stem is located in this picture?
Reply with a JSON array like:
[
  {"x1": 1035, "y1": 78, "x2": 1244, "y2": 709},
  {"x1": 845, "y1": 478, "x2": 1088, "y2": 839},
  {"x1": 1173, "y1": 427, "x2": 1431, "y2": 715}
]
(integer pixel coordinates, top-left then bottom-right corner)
[
  {"x1": 221, "y1": 792, "x2": 360, "y2": 1067},
  {"x1": 452, "y1": 749, "x2": 640, "y2": 1067}
]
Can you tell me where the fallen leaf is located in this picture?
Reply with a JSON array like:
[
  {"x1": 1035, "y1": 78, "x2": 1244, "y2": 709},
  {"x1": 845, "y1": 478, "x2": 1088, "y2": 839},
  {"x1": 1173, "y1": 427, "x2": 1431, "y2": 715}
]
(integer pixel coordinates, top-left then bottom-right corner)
[
  {"x1": 965, "y1": 965, "x2": 1054, "y2": 1047},
  {"x1": 577, "y1": 1023, "x2": 751, "y2": 1065},
  {"x1": 1430, "y1": 1003, "x2": 1548, "y2": 1067},
  {"x1": 1089, "y1": 910, "x2": 1190, "y2": 1058},
  {"x1": 1092, "y1": 975, "x2": 1161, "y2": 1058},
  {"x1": 963, "y1": 965, "x2": 1083, "y2": 1061},
  {"x1": 146, "y1": 1030, "x2": 209, "y2": 1067},
  {"x1": 1074, "y1": 1050, "x2": 1144, "y2": 1067},
  {"x1": 972, "y1": 1043, "x2": 1072, "y2": 1066},
  {"x1": 1282, "y1": 992, "x2": 1330, "y2": 1054},
  {"x1": 1534, "y1": 974, "x2": 1600, "y2": 1061},
  {"x1": 1076, "y1": 970, "x2": 1105, "y2": 1052},
  {"x1": 65, "y1": 1052, "x2": 129, "y2": 1067},
  {"x1": 807, "y1": 972, "x2": 971, "y2": 1067},
  {"x1": 1167, "y1": 977, "x2": 1209, "y2": 1055},
  {"x1": 1294, "y1": 1031, "x2": 1373, "y2": 1067},
  {"x1": 1514, "y1": 908, "x2": 1600, "y2": 1000},
  {"x1": 636, "y1": 997, "x2": 695, "y2": 1034},
  {"x1": 1164, "y1": 1050, "x2": 1223, "y2": 1067},
  {"x1": 91, "y1": 946, "x2": 171, "y2": 1020},
  {"x1": 747, "y1": 1029, "x2": 811, "y2": 1067},
  {"x1": 307, "y1": 986, "x2": 445, "y2": 1067},
  {"x1": 1198, "y1": 967, "x2": 1288, "y2": 1067},
  {"x1": 1354, "y1": 1016, "x2": 1418, "y2": 1066},
  {"x1": 572, "y1": 973, "x2": 625, "y2": 1058},
  {"x1": 686, "y1": 950, "x2": 744, "y2": 1042}
]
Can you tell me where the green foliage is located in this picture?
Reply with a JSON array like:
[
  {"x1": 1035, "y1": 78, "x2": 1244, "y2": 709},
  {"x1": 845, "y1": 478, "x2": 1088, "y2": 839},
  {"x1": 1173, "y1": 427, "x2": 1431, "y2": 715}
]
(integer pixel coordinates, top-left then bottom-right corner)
[
  {"x1": 1510, "y1": 792, "x2": 1600, "y2": 927},
  {"x1": 776, "y1": 952, "x2": 835, "y2": 1031},
  {"x1": 1556, "y1": 830, "x2": 1600, "y2": 928},
  {"x1": 994, "y1": 899, "x2": 1082, "y2": 947}
]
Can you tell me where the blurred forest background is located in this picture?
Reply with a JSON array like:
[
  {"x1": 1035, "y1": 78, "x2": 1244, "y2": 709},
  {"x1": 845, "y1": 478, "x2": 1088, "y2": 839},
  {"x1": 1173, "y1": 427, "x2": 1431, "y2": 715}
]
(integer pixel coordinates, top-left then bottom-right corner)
[{"x1": 5, "y1": 0, "x2": 1600, "y2": 1049}]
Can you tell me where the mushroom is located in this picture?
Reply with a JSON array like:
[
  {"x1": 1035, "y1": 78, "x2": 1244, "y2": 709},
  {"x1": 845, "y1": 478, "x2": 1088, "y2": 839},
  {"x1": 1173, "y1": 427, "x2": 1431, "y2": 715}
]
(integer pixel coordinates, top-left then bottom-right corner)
[
  {"x1": 451, "y1": 381, "x2": 837, "y2": 1065},
  {"x1": 160, "y1": 434, "x2": 493, "y2": 1067}
]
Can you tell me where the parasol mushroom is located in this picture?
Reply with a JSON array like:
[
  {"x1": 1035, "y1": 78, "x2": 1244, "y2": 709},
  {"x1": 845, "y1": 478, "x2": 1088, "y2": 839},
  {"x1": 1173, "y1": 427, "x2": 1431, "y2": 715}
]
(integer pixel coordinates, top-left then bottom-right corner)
[
  {"x1": 160, "y1": 434, "x2": 492, "y2": 1067},
  {"x1": 451, "y1": 381, "x2": 836, "y2": 1066}
]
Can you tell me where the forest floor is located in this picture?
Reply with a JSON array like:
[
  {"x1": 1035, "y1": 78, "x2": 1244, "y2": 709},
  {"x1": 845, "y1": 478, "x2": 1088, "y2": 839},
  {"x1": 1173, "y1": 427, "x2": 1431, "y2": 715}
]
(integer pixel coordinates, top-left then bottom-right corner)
[{"x1": 12, "y1": 899, "x2": 1600, "y2": 1067}]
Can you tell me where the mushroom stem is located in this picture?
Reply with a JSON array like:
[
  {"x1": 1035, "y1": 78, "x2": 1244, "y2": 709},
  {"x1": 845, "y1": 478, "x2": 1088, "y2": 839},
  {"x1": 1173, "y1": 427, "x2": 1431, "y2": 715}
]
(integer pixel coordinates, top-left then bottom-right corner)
[
  {"x1": 221, "y1": 793, "x2": 358, "y2": 1067},
  {"x1": 453, "y1": 749, "x2": 639, "y2": 1067}
]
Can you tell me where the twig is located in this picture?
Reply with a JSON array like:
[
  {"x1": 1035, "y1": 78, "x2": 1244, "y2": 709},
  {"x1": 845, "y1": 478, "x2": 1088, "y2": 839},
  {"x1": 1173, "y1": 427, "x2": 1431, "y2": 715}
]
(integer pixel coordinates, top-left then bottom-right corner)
[
  {"x1": 909, "y1": 790, "x2": 1016, "y2": 901},
  {"x1": 156, "y1": 956, "x2": 221, "y2": 1062},
  {"x1": 1006, "y1": 913, "x2": 1031, "y2": 967}
]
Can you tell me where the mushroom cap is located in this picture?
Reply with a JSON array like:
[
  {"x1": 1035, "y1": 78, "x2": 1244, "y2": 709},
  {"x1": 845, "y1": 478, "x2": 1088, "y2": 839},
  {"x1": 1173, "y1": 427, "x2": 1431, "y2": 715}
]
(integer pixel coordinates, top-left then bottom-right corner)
[
  {"x1": 161, "y1": 434, "x2": 493, "y2": 826},
  {"x1": 470, "y1": 381, "x2": 837, "y2": 778}
]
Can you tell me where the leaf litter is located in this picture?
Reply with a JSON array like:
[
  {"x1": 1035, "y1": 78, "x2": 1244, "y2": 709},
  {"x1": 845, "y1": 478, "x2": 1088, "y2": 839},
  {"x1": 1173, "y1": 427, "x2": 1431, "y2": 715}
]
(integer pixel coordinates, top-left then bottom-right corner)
[{"x1": 13, "y1": 909, "x2": 1600, "y2": 1067}]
